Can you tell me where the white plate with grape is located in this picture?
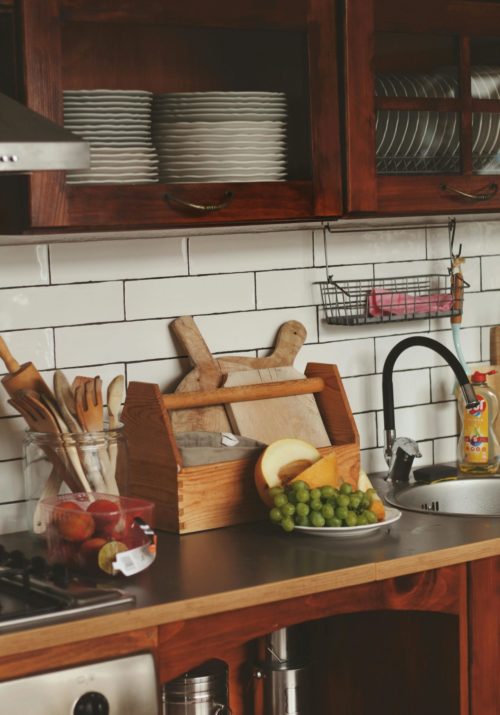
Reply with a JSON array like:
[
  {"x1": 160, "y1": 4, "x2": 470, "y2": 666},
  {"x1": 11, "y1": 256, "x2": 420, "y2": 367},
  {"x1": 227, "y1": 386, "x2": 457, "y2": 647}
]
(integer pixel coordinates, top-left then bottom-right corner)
[{"x1": 292, "y1": 506, "x2": 402, "y2": 537}]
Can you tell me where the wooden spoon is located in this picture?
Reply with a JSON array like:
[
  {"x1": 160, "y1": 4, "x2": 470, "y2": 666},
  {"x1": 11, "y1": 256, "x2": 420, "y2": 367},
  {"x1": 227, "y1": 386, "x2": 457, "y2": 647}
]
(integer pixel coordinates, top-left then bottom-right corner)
[
  {"x1": 0, "y1": 335, "x2": 53, "y2": 400},
  {"x1": 105, "y1": 374, "x2": 125, "y2": 495}
]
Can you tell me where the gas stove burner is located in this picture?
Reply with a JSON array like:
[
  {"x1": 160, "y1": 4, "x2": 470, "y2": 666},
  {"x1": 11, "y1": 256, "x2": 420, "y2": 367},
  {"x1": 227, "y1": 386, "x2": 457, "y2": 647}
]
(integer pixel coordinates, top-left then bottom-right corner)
[{"x1": 0, "y1": 546, "x2": 135, "y2": 632}]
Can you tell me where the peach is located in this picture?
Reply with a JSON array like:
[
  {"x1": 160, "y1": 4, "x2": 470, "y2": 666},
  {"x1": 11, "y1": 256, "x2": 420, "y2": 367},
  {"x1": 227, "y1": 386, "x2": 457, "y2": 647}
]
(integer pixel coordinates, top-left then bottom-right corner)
[
  {"x1": 87, "y1": 498, "x2": 120, "y2": 537},
  {"x1": 56, "y1": 510, "x2": 95, "y2": 542}
]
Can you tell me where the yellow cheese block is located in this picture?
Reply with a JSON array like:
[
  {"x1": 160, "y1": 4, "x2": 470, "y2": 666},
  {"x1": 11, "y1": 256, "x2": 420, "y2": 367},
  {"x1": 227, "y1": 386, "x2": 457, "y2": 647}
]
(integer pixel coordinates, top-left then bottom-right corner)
[{"x1": 290, "y1": 450, "x2": 339, "y2": 489}]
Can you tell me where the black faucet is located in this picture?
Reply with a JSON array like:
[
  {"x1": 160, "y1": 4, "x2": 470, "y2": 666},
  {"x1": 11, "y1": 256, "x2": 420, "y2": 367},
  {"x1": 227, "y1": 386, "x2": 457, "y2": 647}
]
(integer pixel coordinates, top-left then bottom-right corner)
[{"x1": 382, "y1": 336, "x2": 478, "y2": 480}]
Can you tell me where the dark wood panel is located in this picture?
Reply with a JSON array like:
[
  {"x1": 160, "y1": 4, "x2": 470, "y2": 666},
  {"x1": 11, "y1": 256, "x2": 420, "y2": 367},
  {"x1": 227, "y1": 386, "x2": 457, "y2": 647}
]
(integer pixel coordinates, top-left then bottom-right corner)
[
  {"x1": 376, "y1": 0, "x2": 500, "y2": 34},
  {"x1": 158, "y1": 566, "x2": 466, "y2": 683}
]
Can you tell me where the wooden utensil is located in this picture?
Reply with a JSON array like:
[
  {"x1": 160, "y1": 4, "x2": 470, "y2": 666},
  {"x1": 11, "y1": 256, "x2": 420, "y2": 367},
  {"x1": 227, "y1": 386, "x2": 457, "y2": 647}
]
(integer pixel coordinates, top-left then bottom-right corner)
[
  {"x1": 170, "y1": 317, "x2": 307, "y2": 433},
  {"x1": 106, "y1": 374, "x2": 125, "y2": 495},
  {"x1": 223, "y1": 366, "x2": 332, "y2": 447},
  {"x1": 53, "y1": 370, "x2": 82, "y2": 434},
  {"x1": 75, "y1": 377, "x2": 104, "y2": 432},
  {"x1": 0, "y1": 335, "x2": 53, "y2": 400}
]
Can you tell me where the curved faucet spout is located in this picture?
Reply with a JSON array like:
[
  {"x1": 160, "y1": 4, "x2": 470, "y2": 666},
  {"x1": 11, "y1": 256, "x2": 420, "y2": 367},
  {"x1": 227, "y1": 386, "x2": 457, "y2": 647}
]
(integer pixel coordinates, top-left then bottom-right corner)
[{"x1": 382, "y1": 336, "x2": 478, "y2": 468}]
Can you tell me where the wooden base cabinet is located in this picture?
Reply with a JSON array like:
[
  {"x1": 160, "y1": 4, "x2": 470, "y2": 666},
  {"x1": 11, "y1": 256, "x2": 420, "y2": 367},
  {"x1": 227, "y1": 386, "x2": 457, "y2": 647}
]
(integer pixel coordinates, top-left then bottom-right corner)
[{"x1": 0, "y1": 0, "x2": 343, "y2": 232}]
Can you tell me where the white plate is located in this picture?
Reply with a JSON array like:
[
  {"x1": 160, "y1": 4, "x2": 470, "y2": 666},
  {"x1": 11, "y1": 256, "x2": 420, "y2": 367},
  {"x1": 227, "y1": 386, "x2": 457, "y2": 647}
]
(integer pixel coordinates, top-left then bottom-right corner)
[
  {"x1": 293, "y1": 507, "x2": 402, "y2": 538},
  {"x1": 64, "y1": 89, "x2": 152, "y2": 96},
  {"x1": 160, "y1": 175, "x2": 286, "y2": 183},
  {"x1": 156, "y1": 91, "x2": 285, "y2": 98},
  {"x1": 153, "y1": 112, "x2": 286, "y2": 121}
]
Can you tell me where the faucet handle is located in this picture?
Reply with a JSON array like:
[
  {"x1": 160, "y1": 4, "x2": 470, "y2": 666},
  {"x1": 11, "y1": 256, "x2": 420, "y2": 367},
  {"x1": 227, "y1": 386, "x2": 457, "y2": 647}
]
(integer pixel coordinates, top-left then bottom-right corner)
[{"x1": 387, "y1": 437, "x2": 422, "y2": 483}]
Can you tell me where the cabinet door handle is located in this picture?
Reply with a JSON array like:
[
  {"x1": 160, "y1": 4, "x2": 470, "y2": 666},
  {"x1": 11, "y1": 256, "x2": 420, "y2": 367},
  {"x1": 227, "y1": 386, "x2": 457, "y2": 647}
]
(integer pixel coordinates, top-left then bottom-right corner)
[
  {"x1": 164, "y1": 190, "x2": 234, "y2": 212},
  {"x1": 439, "y1": 183, "x2": 498, "y2": 201}
]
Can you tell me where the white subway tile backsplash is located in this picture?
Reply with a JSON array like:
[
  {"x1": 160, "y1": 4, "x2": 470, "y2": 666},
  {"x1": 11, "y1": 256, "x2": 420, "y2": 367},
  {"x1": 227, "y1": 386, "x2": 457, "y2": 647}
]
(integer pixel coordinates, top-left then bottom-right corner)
[
  {"x1": 194, "y1": 307, "x2": 318, "y2": 354},
  {"x1": 0, "y1": 282, "x2": 124, "y2": 331},
  {"x1": 126, "y1": 273, "x2": 254, "y2": 320},
  {"x1": 0, "y1": 244, "x2": 49, "y2": 288},
  {"x1": 50, "y1": 237, "x2": 188, "y2": 283},
  {"x1": 427, "y1": 220, "x2": 500, "y2": 259},
  {"x1": 55, "y1": 319, "x2": 178, "y2": 367},
  {"x1": 0, "y1": 217, "x2": 496, "y2": 533},
  {"x1": 481, "y1": 255, "x2": 500, "y2": 291},
  {"x1": 314, "y1": 227, "x2": 426, "y2": 266},
  {"x1": 189, "y1": 230, "x2": 314, "y2": 274}
]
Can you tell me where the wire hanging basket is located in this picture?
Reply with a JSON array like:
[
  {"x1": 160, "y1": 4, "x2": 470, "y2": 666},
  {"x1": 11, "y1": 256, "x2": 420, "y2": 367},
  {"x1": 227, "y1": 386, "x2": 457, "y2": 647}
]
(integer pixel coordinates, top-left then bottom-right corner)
[{"x1": 316, "y1": 224, "x2": 467, "y2": 326}]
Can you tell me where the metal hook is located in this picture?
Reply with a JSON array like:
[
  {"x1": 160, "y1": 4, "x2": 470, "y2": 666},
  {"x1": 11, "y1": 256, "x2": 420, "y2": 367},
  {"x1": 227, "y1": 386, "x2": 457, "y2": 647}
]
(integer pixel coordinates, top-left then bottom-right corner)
[{"x1": 448, "y1": 217, "x2": 462, "y2": 260}]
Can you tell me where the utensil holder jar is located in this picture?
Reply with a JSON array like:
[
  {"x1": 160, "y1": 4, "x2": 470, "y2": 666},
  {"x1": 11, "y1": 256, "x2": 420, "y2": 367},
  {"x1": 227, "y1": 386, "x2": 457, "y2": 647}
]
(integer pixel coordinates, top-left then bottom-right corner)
[{"x1": 23, "y1": 426, "x2": 129, "y2": 534}]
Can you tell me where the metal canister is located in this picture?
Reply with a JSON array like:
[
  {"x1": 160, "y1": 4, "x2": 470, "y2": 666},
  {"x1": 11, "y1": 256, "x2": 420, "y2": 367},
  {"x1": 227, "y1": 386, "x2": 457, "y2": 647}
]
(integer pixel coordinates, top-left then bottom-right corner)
[{"x1": 162, "y1": 659, "x2": 230, "y2": 715}]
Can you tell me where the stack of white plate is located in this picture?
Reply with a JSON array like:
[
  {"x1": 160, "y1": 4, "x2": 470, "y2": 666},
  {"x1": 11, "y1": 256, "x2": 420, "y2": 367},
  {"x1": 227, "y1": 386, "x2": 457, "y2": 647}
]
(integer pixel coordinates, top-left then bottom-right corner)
[
  {"x1": 152, "y1": 91, "x2": 287, "y2": 183},
  {"x1": 63, "y1": 90, "x2": 159, "y2": 184}
]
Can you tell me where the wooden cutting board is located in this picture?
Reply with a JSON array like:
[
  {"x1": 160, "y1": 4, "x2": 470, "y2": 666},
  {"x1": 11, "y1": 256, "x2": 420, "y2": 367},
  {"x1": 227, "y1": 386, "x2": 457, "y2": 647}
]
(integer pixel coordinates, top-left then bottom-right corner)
[
  {"x1": 223, "y1": 366, "x2": 331, "y2": 447},
  {"x1": 491, "y1": 326, "x2": 500, "y2": 364},
  {"x1": 169, "y1": 317, "x2": 307, "y2": 433}
]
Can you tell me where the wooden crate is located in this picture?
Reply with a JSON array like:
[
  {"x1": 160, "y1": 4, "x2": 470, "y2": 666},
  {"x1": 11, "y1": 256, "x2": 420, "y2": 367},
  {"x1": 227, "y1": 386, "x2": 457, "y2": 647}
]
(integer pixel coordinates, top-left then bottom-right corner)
[{"x1": 122, "y1": 363, "x2": 360, "y2": 534}]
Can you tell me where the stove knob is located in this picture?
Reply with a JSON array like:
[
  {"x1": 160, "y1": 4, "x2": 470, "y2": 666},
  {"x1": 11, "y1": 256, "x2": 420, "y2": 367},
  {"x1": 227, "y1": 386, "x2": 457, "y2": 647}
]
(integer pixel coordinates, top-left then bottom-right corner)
[{"x1": 73, "y1": 691, "x2": 109, "y2": 715}]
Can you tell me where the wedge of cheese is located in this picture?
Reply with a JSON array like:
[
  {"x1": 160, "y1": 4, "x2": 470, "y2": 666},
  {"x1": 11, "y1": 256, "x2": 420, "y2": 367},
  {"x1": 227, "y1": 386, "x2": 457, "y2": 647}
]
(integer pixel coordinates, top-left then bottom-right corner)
[
  {"x1": 357, "y1": 468, "x2": 385, "y2": 521},
  {"x1": 289, "y1": 450, "x2": 339, "y2": 489}
]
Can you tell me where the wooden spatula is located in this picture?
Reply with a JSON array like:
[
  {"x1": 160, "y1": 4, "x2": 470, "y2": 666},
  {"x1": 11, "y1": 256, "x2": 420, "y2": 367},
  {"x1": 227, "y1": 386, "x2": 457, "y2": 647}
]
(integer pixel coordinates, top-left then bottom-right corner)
[{"x1": 0, "y1": 335, "x2": 53, "y2": 400}]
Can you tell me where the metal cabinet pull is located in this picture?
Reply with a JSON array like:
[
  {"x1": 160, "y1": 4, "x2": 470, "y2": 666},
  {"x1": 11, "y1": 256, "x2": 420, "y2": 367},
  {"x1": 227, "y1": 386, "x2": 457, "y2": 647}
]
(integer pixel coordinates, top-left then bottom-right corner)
[
  {"x1": 439, "y1": 183, "x2": 498, "y2": 202},
  {"x1": 164, "y1": 190, "x2": 234, "y2": 212}
]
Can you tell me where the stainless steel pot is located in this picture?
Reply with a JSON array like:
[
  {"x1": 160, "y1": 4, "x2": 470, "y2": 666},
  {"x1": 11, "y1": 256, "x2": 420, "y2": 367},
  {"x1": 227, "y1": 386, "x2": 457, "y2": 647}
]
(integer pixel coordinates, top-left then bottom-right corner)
[{"x1": 162, "y1": 659, "x2": 231, "y2": 715}]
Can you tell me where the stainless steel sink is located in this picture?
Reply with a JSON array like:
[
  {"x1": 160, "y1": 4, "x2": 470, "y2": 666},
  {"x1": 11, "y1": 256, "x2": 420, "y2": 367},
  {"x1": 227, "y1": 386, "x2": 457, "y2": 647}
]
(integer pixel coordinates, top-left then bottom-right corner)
[{"x1": 386, "y1": 477, "x2": 500, "y2": 517}]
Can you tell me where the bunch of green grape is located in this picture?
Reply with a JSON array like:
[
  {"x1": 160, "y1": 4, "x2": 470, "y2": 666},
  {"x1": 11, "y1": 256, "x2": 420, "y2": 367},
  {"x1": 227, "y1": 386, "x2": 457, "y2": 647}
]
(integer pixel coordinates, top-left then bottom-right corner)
[{"x1": 268, "y1": 481, "x2": 379, "y2": 532}]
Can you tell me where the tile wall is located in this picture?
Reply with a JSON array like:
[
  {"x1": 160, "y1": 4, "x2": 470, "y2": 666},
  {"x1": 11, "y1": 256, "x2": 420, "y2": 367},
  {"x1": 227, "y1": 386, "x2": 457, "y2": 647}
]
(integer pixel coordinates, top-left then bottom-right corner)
[{"x1": 0, "y1": 218, "x2": 499, "y2": 533}]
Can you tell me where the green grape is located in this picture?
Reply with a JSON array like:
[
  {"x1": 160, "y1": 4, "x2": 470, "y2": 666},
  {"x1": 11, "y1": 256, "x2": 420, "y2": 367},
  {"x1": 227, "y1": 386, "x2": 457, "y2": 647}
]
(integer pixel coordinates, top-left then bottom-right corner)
[
  {"x1": 296, "y1": 502, "x2": 310, "y2": 517},
  {"x1": 337, "y1": 494, "x2": 350, "y2": 508},
  {"x1": 281, "y1": 516, "x2": 295, "y2": 532},
  {"x1": 269, "y1": 507, "x2": 283, "y2": 523},
  {"x1": 340, "y1": 482, "x2": 353, "y2": 496},
  {"x1": 361, "y1": 496, "x2": 371, "y2": 509},
  {"x1": 365, "y1": 510, "x2": 378, "y2": 524},
  {"x1": 310, "y1": 511, "x2": 326, "y2": 527},
  {"x1": 366, "y1": 488, "x2": 377, "y2": 500},
  {"x1": 354, "y1": 489, "x2": 364, "y2": 499},
  {"x1": 268, "y1": 486, "x2": 284, "y2": 498},
  {"x1": 292, "y1": 480, "x2": 308, "y2": 491},
  {"x1": 310, "y1": 499, "x2": 323, "y2": 512},
  {"x1": 321, "y1": 503, "x2": 334, "y2": 520},
  {"x1": 326, "y1": 516, "x2": 342, "y2": 527},
  {"x1": 320, "y1": 485, "x2": 335, "y2": 499},
  {"x1": 345, "y1": 511, "x2": 357, "y2": 527},
  {"x1": 349, "y1": 495, "x2": 361, "y2": 511},
  {"x1": 310, "y1": 488, "x2": 321, "y2": 501},
  {"x1": 331, "y1": 488, "x2": 340, "y2": 499},
  {"x1": 295, "y1": 489, "x2": 310, "y2": 503},
  {"x1": 281, "y1": 503, "x2": 296, "y2": 517},
  {"x1": 294, "y1": 515, "x2": 310, "y2": 527},
  {"x1": 274, "y1": 493, "x2": 288, "y2": 508},
  {"x1": 287, "y1": 490, "x2": 298, "y2": 504},
  {"x1": 335, "y1": 506, "x2": 348, "y2": 521},
  {"x1": 356, "y1": 513, "x2": 369, "y2": 526}
]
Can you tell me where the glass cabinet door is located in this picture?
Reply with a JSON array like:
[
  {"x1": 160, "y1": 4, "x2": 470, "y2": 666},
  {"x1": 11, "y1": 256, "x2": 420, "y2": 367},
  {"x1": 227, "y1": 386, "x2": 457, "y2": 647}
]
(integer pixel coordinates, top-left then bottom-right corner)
[{"x1": 344, "y1": 0, "x2": 500, "y2": 214}]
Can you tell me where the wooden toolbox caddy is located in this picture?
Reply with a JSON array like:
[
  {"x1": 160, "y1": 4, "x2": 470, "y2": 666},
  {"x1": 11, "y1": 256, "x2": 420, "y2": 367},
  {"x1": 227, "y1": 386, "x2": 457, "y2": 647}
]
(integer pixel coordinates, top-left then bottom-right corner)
[{"x1": 122, "y1": 363, "x2": 360, "y2": 534}]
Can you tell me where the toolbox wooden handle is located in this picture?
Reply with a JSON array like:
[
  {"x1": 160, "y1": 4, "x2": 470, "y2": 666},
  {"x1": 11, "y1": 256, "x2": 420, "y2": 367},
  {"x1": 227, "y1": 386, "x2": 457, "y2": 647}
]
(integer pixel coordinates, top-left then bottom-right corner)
[{"x1": 162, "y1": 377, "x2": 325, "y2": 411}]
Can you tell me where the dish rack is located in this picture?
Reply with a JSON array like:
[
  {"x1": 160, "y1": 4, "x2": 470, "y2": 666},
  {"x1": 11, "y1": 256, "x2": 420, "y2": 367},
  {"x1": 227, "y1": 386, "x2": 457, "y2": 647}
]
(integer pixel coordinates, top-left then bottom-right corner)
[{"x1": 317, "y1": 223, "x2": 466, "y2": 326}]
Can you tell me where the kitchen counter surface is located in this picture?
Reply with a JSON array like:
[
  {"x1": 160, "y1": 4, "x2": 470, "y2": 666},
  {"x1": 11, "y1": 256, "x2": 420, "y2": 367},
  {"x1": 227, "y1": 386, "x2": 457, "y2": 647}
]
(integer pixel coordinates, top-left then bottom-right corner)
[{"x1": 1, "y1": 477, "x2": 500, "y2": 658}]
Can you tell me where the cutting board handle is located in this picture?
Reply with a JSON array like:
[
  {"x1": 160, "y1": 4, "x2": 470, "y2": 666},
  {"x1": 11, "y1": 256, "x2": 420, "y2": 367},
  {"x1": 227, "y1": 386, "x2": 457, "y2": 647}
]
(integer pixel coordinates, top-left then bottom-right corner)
[
  {"x1": 162, "y1": 377, "x2": 324, "y2": 410},
  {"x1": 0, "y1": 336, "x2": 21, "y2": 374}
]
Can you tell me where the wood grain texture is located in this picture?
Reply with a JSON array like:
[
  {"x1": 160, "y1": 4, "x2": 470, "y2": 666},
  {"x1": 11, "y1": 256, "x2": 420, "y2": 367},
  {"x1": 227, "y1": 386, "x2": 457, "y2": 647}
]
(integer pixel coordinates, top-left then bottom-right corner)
[
  {"x1": 491, "y1": 326, "x2": 500, "y2": 365},
  {"x1": 223, "y1": 367, "x2": 331, "y2": 447}
]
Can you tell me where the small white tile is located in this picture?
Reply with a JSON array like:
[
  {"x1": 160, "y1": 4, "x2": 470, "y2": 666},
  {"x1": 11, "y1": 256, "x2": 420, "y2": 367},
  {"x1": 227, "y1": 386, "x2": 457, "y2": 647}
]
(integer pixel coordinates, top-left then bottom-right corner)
[
  {"x1": 313, "y1": 226, "x2": 426, "y2": 266},
  {"x1": 194, "y1": 307, "x2": 318, "y2": 354},
  {"x1": 343, "y1": 369, "x2": 430, "y2": 414},
  {"x1": 55, "y1": 319, "x2": 178, "y2": 367},
  {"x1": 189, "y1": 229, "x2": 314, "y2": 274},
  {"x1": 50, "y1": 236, "x2": 188, "y2": 283},
  {"x1": 0, "y1": 501, "x2": 27, "y2": 535},
  {"x1": 0, "y1": 329, "x2": 54, "y2": 373},
  {"x1": 126, "y1": 273, "x2": 254, "y2": 320},
  {"x1": 430, "y1": 365, "x2": 459, "y2": 403},
  {"x1": 0, "y1": 460, "x2": 25, "y2": 501},
  {"x1": 375, "y1": 327, "x2": 481, "y2": 372},
  {"x1": 295, "y1": 339, "x2": 375, "y2": 377},
  {"x1": 433, "y1": 436, "x2": 459, "y2": 465},
  {"x1": 427, "y1": 220, "x2": 500, "y2": 259},
  {"x1": 0, "y1": 244, "x2": 49, "y2": 287},
  {"x1": 460, "y1": 292, "x2": 500, "y2": 328},
  {"x1": 481, "y1": 255, "x2": 500, "y2": 291},
  {"x1": 0, "y1": 417, "x2": 26, "y2": 461},
  {"x1": 353, "y1": 411, "x2": 378, "y2": 450},
  {"x1": 377, "y1": 401, "x2": 458, "y2": 445},
  {"x1": 0, "y1": 282, "x2": 124, "y2": 331},
  {"x1": 127, "y1": 358, "x2": 190, "y2": 394}
]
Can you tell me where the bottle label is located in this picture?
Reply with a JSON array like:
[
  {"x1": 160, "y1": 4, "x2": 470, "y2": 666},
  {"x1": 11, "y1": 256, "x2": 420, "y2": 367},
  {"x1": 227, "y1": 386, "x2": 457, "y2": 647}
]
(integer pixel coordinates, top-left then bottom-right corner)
[{"x1": 463, "y1": 395, "x2": 489, "y2": 463}]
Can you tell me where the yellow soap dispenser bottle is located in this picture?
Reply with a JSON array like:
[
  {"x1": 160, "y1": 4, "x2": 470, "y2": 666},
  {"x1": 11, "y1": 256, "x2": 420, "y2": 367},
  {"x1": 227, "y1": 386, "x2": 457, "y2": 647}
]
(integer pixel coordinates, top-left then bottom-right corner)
[{"x1": 458, "y1": 370, "x2": 500, "y2": 475}]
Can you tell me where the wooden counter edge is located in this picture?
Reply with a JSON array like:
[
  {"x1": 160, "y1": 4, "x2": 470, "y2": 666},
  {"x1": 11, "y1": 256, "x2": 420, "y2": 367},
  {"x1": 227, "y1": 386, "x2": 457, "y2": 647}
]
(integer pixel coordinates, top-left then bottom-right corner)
[{"x1": 2, "y1": 535, "x2": 500, "y2": 660}]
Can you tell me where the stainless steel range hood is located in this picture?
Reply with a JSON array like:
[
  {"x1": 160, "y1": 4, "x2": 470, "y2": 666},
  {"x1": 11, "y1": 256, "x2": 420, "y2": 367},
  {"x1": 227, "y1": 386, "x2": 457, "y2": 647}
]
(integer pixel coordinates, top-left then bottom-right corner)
[{"x1": 0, "y1": 92, "x2": 89, "y2": 173}]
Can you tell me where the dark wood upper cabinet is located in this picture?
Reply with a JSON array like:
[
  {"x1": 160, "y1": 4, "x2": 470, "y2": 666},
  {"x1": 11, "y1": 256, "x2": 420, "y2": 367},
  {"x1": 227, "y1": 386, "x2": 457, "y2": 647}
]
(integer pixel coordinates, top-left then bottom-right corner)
[
  {"x1": 3, "y1": 0, "x2": 343, "y2": 232},
  {"x1": 344, "y1": 0, "x2": 500, "y2": 216}
]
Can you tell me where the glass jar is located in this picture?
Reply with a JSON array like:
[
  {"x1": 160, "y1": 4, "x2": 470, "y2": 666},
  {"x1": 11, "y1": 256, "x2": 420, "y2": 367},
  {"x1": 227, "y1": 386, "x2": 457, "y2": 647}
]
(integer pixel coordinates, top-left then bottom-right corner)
[{"x1": 23, "y1": 426, "x2": 129, "y2": 534}]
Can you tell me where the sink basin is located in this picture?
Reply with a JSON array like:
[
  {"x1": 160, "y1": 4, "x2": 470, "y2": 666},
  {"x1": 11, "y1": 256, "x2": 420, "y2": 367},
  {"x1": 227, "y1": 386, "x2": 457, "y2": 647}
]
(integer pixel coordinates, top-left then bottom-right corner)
[{"x1": 386, "y1": 477, "x2": 500, "y2": 517}]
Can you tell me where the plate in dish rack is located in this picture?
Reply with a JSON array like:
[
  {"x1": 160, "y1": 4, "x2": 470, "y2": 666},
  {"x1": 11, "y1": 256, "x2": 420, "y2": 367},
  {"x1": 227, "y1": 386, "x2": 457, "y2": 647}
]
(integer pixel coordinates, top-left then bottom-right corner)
[{"x1": 293, "y1": 507, "x2": 402, "y2": 538}]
